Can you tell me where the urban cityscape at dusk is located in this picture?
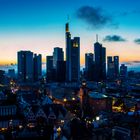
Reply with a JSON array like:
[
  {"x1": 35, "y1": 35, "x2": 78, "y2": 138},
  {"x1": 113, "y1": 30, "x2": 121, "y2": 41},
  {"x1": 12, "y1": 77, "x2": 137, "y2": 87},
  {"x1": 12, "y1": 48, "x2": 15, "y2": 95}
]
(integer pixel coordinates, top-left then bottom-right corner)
[{"x1": 0, "y1": 0, "x2": 140, "y2": 140}]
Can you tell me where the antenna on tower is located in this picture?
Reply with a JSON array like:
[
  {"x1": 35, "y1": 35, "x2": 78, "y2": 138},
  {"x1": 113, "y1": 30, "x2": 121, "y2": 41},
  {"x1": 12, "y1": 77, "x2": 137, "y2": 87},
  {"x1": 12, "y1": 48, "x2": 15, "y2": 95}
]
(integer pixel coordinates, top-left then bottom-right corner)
[
  {"x1": 66, "y1": 15, "x2": 70, "y2": 32},
  {"x1": 96, "y1": 34, "x2": 98, "y2": 42}
]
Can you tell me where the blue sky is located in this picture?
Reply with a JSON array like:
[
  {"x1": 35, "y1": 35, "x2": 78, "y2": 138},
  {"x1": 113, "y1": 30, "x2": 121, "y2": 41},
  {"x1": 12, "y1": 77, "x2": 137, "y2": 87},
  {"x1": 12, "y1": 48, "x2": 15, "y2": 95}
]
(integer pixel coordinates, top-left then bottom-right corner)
[{"x1": 0, "y1": 0, "x2": 140, "y2": 71}]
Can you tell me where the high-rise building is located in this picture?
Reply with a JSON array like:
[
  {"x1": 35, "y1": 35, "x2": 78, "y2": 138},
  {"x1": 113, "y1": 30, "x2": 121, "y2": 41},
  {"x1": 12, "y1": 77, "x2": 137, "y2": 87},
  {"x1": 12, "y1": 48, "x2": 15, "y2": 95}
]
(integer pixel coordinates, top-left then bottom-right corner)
[
  {"x1": 107, "y1": 56, "x2": 119, "y2": 79},
  {"x1": 33, "y1": 54, "x2": 42, "y2": 81},
  {"x1": 114, "y1": 56, "x2": 119, "y2": 77},
  {"x1": 53, "y1": 47, "x2": 64, "y2": 69},
  {"x1": 85, "y1": 53, "x2": 95, "y2": 81},
  {"x1": 94, "y1": 36, "x2": 106, "y2": 81},
  {"x1": 56, "y1": 60, "x2": 66, "y2": 82},
  {"x1": 46, "y1": 56, "x2": 54, "y2": 82},
  {"x1": 18, "y1": 51, "x2": 34, "y2": 82},
  {"x1": 107, "y1": 56, "x2": 115, "y2": 79},
  {"x1": 53, "y1": 47, "x2": 65, "y2": 81},
  {"x1": 66, "y1": 23, "x2": 80, "y2": 82},
  {"x1": 120, "y1": 64, "x2": 127, "y2": 78},
  {"x1": 8, "y1": 69, "x2": 16, "y2": 79}
]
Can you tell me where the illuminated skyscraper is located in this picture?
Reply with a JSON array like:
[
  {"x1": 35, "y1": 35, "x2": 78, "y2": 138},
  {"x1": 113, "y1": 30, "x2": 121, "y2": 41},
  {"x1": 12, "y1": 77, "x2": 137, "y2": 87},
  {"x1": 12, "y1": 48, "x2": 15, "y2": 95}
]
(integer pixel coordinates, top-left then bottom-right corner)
[{"x1": 66, "y1": 23, "x2": 80, "y2": 82}]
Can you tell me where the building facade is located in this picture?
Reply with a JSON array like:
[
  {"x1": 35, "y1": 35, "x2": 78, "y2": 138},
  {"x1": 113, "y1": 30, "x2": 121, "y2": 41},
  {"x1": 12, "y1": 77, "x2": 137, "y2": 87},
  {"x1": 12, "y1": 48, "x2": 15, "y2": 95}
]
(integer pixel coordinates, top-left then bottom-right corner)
[
  {"x1": 46, "y1": 56, "x2": 54, "y2": 82},
  {"x1": 33, "y1": 54, "x2": 42, "y2": 81},
  {"x1": 18, "y1": 51, "x2": 34, "y2": 82},
  {"x1": 66, "y1": 23, "x2": 80, "y2": 82},
  {"x1": 85, "y1": 53, "x2": 95, "y2": 81},
  {"x1": 94, "y1": 40, "x2": 106, "y2": 81}
]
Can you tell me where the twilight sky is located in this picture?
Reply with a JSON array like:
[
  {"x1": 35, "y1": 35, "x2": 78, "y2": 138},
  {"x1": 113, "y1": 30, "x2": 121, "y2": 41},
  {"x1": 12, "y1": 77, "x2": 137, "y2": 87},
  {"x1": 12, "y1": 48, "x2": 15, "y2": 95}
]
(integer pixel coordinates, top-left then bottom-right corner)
[{"x1": 0, "y1": 0, "x2": 140, "y2": 71}]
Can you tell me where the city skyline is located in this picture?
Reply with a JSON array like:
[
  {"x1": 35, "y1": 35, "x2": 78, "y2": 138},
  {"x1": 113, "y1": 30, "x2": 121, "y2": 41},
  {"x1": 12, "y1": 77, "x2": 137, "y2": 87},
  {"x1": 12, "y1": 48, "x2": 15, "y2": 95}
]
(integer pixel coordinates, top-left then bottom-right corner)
[{"x1": 0, "y1": 0, "x2": 140, "y2": 71}]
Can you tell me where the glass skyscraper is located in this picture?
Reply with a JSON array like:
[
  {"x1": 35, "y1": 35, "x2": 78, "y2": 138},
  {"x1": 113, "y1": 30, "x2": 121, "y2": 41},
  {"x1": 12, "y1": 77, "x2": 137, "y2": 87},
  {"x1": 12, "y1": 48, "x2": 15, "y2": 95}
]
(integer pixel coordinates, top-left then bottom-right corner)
[{"x1": 66, "y1": 23, "x2": 80, "y2": 82}]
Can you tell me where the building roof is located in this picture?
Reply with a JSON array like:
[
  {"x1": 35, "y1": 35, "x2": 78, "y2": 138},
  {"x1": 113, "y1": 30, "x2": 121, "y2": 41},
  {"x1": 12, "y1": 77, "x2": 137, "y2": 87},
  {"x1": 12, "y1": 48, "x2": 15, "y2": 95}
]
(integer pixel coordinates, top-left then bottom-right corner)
[{"x1": 89, "y1": 92, "x2": 108, "y2": 99}]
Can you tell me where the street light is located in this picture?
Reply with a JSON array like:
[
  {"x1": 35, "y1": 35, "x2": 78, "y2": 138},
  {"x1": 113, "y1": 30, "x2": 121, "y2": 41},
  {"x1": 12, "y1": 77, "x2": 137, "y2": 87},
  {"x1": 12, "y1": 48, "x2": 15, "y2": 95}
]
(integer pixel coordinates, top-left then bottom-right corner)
[
  {"x1": 72, "y1": 97, "x2": 75, "y2": 101},
  {"x1": 96, "y1": 116, "x2": 100, "y2": 121},
  {"x1": 63, "y1": 98, "x2": 67, "y2": 102}
]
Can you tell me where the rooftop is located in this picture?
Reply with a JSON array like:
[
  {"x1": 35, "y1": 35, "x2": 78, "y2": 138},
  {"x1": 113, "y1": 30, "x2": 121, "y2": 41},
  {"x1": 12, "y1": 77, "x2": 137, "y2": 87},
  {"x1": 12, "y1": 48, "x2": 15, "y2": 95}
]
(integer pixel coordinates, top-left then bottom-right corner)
[{"x1": 89, "y1": 92, "x2": 108, "y2": 99}]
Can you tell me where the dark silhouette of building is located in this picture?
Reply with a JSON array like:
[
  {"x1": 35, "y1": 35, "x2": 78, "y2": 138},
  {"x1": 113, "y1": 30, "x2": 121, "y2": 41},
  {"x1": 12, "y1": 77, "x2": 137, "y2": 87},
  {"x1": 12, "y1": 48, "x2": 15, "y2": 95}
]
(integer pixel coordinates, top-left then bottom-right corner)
[
  {"x1": 114, "y1": 56, "x2": 119, "y2": 77},
  {"x1": 33, "y1": 54, "x2": 42, "y2": 81},
  {"x1": 94, "y1": 35, "x2": 106, "y2": 81},
  {"x1": 85, "y1": 53, "x2": 95, "y2": 81},
  {"x1": 18, "y1": 51, "x2": 34, "y2": 82},
  {"x1": 66, "y1": 22, "x2": 80, "y2": 82},
  {"x1": 0, "y1": 70, "x2": 5, "y2": 84},
  {"x1": 107, "y1": 56, "x2": 114, "y2": 79},
  {"x1": 8, "y1": 69, "x2": 16, "y2": 79},
  {"x1": 120, "y1": 64, "x2": 127, "y2": 78},
  {"x1": 53, "y1": 47, "x2": 65, "y2": 81},
  {"x1": 18, "y1": 51, "x2": 42, "y2": 83},
  {"x1": 56, "y1": 60, "x2": 66, "y2": 82},
  {"x1": 53, "y1": 47, "x2": 64, "y2": 69},
  {"x1": 46, "y1": 56, "x2": 54, "y2": 82},
  {"x1": 107, "y1": 56, "x2": 119, "y2": 79}
]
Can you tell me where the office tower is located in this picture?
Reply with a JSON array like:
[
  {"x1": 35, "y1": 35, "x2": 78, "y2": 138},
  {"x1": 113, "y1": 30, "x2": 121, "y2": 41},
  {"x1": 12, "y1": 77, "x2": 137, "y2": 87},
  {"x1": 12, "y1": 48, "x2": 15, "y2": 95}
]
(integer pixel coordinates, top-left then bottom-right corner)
[
  {"x1": 8, "y1": 69, "x2": 16, "y2": 79},
  {"x1": 107, "y1": 56, "x2": 119, "y2": 79},
  {"x1": 94, "y1": 36, "x2": 106, "y2": 81},
  {"x1": 120, "y1": 64, "x2": 127, "y2": 78},
  {"x1": 114, "y1": 56, "x2": 119, "y2": 77},
  {"x1": 85, "y1": 53, "x2": 95, "y2": 81},
  {"x1": 53, "y1": 47, "x2": 64, "y2": 69},
  {"x1": 56, "y1": 61, "x2": 66, "y2": 82},
  {"x1": 46, "y1": 56, "x2": 54, "y2": 82},
  {"x1": 18, "y1": 51, "x2": 33, "y2": 82},
  {"x1": 66, "y1": 22, "x2": 80, "y2": 82},
  {"x1": 53, "y1": 47, "x2": 65, "y2": 81},
  {"x1": 107, "y1": 56, "x2": 115, "y2": 79},
  {"x1": 33, "y1": 54, "x2": 42, "y2": 81}
]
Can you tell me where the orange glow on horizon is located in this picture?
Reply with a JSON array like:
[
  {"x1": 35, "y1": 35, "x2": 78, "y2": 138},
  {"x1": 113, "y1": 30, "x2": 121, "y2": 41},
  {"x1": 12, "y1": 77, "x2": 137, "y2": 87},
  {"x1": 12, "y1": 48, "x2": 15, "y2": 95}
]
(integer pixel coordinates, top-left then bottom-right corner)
[{"x1": 0, "y1": 57, "x2": 139, "y2": 66}]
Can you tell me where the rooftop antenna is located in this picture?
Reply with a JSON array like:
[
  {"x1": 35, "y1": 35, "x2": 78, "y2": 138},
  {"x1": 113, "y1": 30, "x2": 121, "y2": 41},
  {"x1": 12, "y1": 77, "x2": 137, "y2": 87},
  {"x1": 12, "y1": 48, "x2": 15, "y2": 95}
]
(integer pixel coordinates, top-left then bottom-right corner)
[
  {"x1": 66, "y1": 15, "x2": 70, "y2": 32},
  {"x1": 96, "y1": 34, "x2": 98, "y2": 42}
]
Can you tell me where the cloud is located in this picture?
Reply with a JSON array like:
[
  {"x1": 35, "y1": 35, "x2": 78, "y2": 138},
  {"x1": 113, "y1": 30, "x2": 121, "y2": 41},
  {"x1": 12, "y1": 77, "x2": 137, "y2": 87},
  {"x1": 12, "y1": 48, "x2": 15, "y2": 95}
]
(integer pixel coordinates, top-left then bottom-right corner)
[
  {"x1": 124, "y1": 61, "x2": 140, "y2": 65},
  {"x1": 134, "y1": 38, "x2": 140, "y2": 44},
  {"x1": 131, "y1": 61, "x2": 140, "y2": 63},
  {"x1": 76, "y1": 6, "x2": 118, "y2": 29},
  {"x1": 103, "y1": 35, "x2": 126, "y2": 42}
]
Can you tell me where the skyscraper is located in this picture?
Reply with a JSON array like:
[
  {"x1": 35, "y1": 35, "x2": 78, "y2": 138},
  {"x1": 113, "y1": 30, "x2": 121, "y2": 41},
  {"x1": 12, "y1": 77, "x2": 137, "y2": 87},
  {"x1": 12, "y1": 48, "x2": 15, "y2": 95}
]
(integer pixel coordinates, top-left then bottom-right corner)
[
  {"x1": 114, "y1": 56, "x2": 119, "y2": 77},
  {"x1": 53, "y1": 47, "x2": 65, "y2": 82},
  {"x1": 66, "y1": 22, "x2": 80, "y2": 82},
  {"x1": 46, "y1": 56, "x2": 54, "y2": 82},
  {"x1": 18, "y1": 51, "x2": 33, "y2": 82},
  {"x1": 94, "y1": 36, "x2": 106, "y2": 81},
  {"x1": 33, "y1": 54, "x2": 42, "y2": 81},
  {"x1": 120, "y1": 64, "x2": 127, "y2": 78},
  {"x1": 107, "y1": 56, "x2": 115, "y2": 79},
  {"x1": 85, "y1": 53, "x2": 95, "y2": 81},
  {"x1": 107, "y1": 56, "x2": 119, "y2": 79},
  {"x1": 53, "y1": 47, "x2": 64, "y2": 69}
]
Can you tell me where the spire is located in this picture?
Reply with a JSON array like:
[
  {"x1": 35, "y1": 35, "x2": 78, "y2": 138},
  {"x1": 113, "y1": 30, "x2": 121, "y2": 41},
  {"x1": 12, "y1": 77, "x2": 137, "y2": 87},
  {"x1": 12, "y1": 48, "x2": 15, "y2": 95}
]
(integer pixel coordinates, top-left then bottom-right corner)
[
  {"x1": 66, "y1": 23, "x2": 69, "y2": 32},
  {"x1": 66, "y1": 15, "x2": 70, "y2": 32},
  {"x1": 96, "y1": 34, "x2": 98, "y2": 42}
]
